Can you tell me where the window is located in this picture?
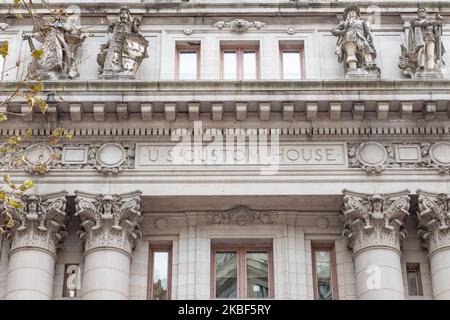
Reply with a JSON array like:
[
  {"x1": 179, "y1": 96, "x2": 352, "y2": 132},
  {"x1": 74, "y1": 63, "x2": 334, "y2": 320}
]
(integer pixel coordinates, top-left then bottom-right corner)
[
  {"x1": 221, "y1": 45, "x2": 259, "y2": 80},
  {"x1": 62, "y1": 264, "x2": 80, "y2": 298},
  {"x1": 406, "y1": 264, "x2": 423, "y2": 296},
  {"x1": 312, "y1": 245, "x2": 338, "y2": 300},
  {"x1": 176, "y1": 44, "x2": 200, "y2": 80},
  {"x1": 148, "y1": 244, "x2": 172, "y2": 300},
  {"x1": 212, "y1": 243, "x2": 273, "y2": 299},
  {"x1": 280, "y1": 45, "x2": 304, "y2": 80}
]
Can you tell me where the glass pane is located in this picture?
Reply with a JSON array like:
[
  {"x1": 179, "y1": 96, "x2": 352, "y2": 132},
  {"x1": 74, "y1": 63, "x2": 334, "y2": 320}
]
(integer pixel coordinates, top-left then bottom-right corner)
[
  {"x1": 179, "y1": 51, "x2": 197, "y2": 80},
  {"x1": 246, "y1": 251, "x2": 269, "y2": 298},
  {"x1": 283, "y1": 50, "x2": 301, "y2": 80},
  {"x1": 223, "y1": 51, "x2": 237, "y2": 80},
  {"x1": 407, "y1": 271, "x2": 418, "y2": 296},
  {"x1": 152, "y1": 251, "x2": 169, "y2": 300},
  {"x1": 315, "y1": 251, "x2": 332, "y2": 300},
  {"x1": 215, "y1": 252, "x2": 238, "y2": 298},
  {"x1": 243, "y1": 51, "x2": 257, "y2": 80}
]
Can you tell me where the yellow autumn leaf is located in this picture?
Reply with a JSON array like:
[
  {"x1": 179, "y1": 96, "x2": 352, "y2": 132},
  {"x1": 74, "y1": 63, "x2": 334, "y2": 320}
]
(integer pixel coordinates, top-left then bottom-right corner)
[
  {"x1": 0, "y1": 40, "x2": 8, "y2": 58},
  {"x1": 35, "y1": 163, "x2": 48, "y2": 174},
  {"x1": 0, "y1": 191, "x2": 6, "y2": 201},
  {"x1": 38, "y1": 100, "x2": 48, "y2": 113},
  {"x1": 3, "y1": 175, "x2": 10, "y2": 184},
  {"x1": 19, "y1": 179, "x2": 33, "y2": 191},
  {"x1": 0, "y1": 113, "x2": 7, "y2": 122},
  {"x1": 23, "y1": 129, "x2": 33, "y2": 139},
  {"x1": 31, "y1": 49, "x2": 43, "y2": 60},
  {"x1": 14, "y1": 13, "x2": 23, "y2": 20},
  {"x1": 29, "y1": 83, "x2": 43, "y2": 92},
  {"x1": 8, "y1": 198, "x2": 24, "y2": 209},
  {"x1": 66, "y1": 132, "x2": 74, "y2": 140},
  {"x1": 13, "y1": 0, "x2": 21, "y2": 4},
  {"x1": 4, "y1": 212, "x2": 14, "y2": 228}
]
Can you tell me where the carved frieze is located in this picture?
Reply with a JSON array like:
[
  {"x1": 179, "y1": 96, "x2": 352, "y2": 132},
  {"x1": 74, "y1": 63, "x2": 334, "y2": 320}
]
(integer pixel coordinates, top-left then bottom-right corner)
[
  {"x1": 417, "y1": 190, "x2": 450, "y2": 254},
  {"x1": 0, "y1": 142, "x2": 135, "y2": 175},
  {"x1": 213, "y1": 19, "x2": 265, "y2": 32},
  {"x1": 348, "y1": 142, "x2": 449, "y2": 174},
  {"x1": 206, "y1": 206, "x2": 274, "y2": 226},
  {"x1": 341, "y1": 190, "x2": 410, "y2": 254},
  {"x1": 6, "y1": 192, "x2": 68, "y2": 256},
  {"x1": 74, "y1": 191, "x2": 142, "y2": 256}
]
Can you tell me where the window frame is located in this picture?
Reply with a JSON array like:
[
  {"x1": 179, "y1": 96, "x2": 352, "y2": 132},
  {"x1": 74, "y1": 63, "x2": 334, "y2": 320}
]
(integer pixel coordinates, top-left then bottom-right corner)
[
  {"x1": 220, "y1": 45, "x2": 260, "y2": 80},
  {"x1": 406, "y1": 263, "x2": 423, "y2": 296},
  {"x1": 147, "y1": 243, "x2": 173, "y2": 300},
  {"x1": 176, "y1": 44, "x2": 201, "y2": 80},
  {"x1": 311, "y1": 244, "x2": 339, "y2": 300},
  {"x1": 62, "y1": 263, "x2": 80, "y2": 298},
  {"x1": 211, "y1": 243, "x2": 274, "y2": 299},
  {"x1": 279, "y1": 44, "x2": 305, "y2": 80}
]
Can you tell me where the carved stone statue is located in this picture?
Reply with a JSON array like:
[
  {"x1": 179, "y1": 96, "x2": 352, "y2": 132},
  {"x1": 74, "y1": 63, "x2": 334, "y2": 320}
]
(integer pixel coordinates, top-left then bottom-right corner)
[
  {"x1": 23, "y1": 11, "x2": 86, "y2": 80},
  {"x1": 74, "y1": 191, "x2": 142, "y2": 254},
  {"x1": 331, "y1": 5, "x2": 380, "y2": 79},
  {"x1": 6, "y1": 192, "x2": 68, "y2": 255},
  {"x1": 399, "y1": 8, "x2": 445, "y2": 79},
  {"x1": 341, "y1": 190, "x2": 410, "y2": 253},
  {"x1": 97, "y1": 6, "x2": 149, "y2": 79}
]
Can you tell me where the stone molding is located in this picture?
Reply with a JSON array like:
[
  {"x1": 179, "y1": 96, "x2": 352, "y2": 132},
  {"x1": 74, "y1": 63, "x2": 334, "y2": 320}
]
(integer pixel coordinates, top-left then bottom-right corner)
[
  {"x1": 417, "y1": 190, "x2": 450, "y2": 255},
  {"x1": 6, "y1": 192, "x2": 68, "y2": 257},
  {"x1": 206, "y1": 206, "x2": 274, "y2": 226},
  {"x1": 341, "y1": 190, "x2": 410, "y2": 255},
  {"x1": 74, "y1": 190, "x2": 143, "y2": 256},
  {"x1": 213, "y1": 18, "x2": 265, "y2": 32}
]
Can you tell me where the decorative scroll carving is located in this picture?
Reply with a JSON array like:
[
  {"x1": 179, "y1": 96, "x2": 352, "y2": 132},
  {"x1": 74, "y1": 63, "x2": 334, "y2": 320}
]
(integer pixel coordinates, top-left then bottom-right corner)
[
  {"x1": 22, "y1": 10, "x2": 86, "y2": 80},
  {"x1": 97, "y1": 6, "x2": 149, "y2": 79},
  {"x1": 399, "y1": 8, "x2": 445, "y2": 79},
  {"x1": 213, "y1": 19, "x2": 265, "y2": 32},
  {"x1": 5, "y1": 192, "x2": 68, "y2": 256},
  {"x1": 347, "y1": 142, "x2": 450, "y2": 174},
  {"x1": 341, "y1": 190, "x2": 410, "y2": 254},
  {"x1": 417, "y1": 190, "x2": 450, "y2": 254},
  {"x1": 74, "y1": 190, "x2": 142, "y2": 255},
  {"x1": 0, "y1": 143, "x2": 135, "y2": 175},
  {"x1": 331, "y1": 5, "x2": 380, "y2": 79},
  {"x1": 206, "y1": 206, "x2": 274, "y2": 226}
]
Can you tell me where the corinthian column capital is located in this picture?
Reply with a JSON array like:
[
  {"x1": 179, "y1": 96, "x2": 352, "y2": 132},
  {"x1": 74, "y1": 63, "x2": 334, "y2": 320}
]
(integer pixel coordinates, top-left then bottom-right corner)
[
  {"x1": 5, "y1": 192, "x2": 68, "y2": 256},
  {"x1": 341, "y1": 190, "x2": 411, "y2": 255},
  {"x1": 74, "y1": 190, "x2": 143, "y2": 256},
  {"x1": 417, "y1": 190, "x2": 450, "y2": 255}
]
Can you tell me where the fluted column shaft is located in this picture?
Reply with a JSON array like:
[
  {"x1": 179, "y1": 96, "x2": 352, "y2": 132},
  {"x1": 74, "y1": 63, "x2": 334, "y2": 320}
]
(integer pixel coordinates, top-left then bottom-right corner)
[
  {"x1": 417, "y1": 191, "x2": 450, "y2": 299},
  {"x1": 75, "y1": 191, "x2": 142, "y2": 300},
  {"x1": 4, "y1": 192, "x2": 67, "y2": 299},
  {"x1": 342, "y1": 190, "x2": 410, "y2": 300}
]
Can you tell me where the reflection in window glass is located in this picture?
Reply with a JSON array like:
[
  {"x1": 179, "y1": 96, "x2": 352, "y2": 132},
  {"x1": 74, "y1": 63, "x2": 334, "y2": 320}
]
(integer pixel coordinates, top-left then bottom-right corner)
[
  {"x1": 407, "y1": 270, "x2": 419, "y2": 296},
  {"x1": 223, "y1": 51, "x2": 237, "y2": 80},
  {"x1": 246, "y1": 252, "x2": 269, "y2": 298},
  {"x1": 243, "y1": 51, "x2": 257, "y2": 80},
  {"x1": 215, "y1": 252, "x2": 238, "y2": 298},
  {"x1": 282, "y1": 50, "x2": 301, "y2": 80},
  {"x1": 314, "y1": 251, "x2": 332, "y2": 300},
  {"x1": 179, "y1": 51, "x2": 198, "y2": 80},
  {"x1": 152, "y1": 252, "x2": 169, "y2": 300}
]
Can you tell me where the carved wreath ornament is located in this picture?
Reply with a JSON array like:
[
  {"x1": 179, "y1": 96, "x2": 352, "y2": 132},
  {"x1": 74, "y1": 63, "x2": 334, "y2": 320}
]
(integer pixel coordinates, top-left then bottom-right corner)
[{"x1": 206, "y1": 206, "x2": 274, "y2": 226}]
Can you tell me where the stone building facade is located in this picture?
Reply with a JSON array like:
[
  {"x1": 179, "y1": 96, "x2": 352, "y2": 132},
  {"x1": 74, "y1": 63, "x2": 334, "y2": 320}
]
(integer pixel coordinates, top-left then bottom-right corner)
[{"x1": 0, "y1": 0, "x2": 450, "y2": 300}]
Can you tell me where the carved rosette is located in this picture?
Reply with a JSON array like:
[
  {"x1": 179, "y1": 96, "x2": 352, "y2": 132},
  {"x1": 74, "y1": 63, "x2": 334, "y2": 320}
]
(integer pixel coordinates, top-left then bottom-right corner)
[
  {"x1": 417, "y1": 190, "x2": 450, "y2": 255},
  {"x1": 206, "y1": 206, "x2": 274, "y2": 226},
  {"x1": 6, "y1": 192, "x2": 68, "y2": 257},
  {"x1": 74, "y1": 190, "x2": 143, "y2": 256},
  {"x1": 341, "y1": 190, "x2": 410, "y2": 255}
]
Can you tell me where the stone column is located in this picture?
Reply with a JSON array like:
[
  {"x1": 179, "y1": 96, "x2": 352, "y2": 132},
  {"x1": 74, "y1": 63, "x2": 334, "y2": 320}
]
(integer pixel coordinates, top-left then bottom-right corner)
[
  {"x1": 341, "y1": 190, "x2": 410, "y2": 300},
  {"x1": 417, "y1": 190, "x2": 450, "y2": 299},
  {"x1": 4, "y1": 192, "x2": 68, "y2": 299},
  {"x1": 75, "y1": 190, "x2": 142, "y2": 300}
]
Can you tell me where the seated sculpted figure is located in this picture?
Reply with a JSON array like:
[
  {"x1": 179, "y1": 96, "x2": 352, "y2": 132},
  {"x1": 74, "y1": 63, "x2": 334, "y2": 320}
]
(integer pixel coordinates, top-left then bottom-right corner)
[{"x1": 331, "y1": 5, "x2": 380, "y2": 78}]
